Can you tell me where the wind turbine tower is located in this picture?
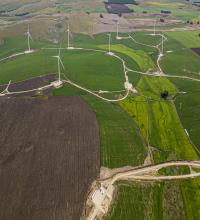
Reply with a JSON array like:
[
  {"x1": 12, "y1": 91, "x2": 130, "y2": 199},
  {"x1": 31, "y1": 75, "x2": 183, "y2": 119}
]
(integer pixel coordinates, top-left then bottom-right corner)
[
  {"x1": 52, "y1": 49, "x2": 65, "y2": 87},
  {"x1": 25, "y1": 25, "x2": 33, "y2": 54},
  {"x1": 67, "y1": 24, "x2": 74, "y2": 50},
  {"x1": 107, "y1": 33, "x2": 114, "y2": 56},
  {"x1": 153, "y1": 20, "x2": 156, "y2": 36},
  {"x1": 161, "y1": 34, "x2": 164, "y2": 56},
  {"x1": 116, "y1": 21, "x2": 121, "y2": 40}
]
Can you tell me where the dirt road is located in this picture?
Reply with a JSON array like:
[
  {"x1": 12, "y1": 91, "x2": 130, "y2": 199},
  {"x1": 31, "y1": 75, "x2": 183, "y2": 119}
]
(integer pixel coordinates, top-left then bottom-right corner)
[{"x1": 83, "y1": 160, "x2": 200, "y2": 220}]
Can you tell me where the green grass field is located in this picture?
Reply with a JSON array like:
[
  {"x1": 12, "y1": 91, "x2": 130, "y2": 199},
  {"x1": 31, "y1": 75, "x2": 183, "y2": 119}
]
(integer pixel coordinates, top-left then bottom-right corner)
[
  {"x1": 118, "y1": 75, "x2": 200, "y2": 219},
  {"x1": 0, "y1": 47, "x2": 125, "y2": 91},
  {"x1": 99, "y1": 44, "x2": 156, "y2": 72},
  {"x1": 160, "y1": 33, "x2": 200, "y2": 79},
  {"x1": 170, "y1": 78, "x2": 200, "y2": 153},
  {"x1": 119, "y1": 76, "x2": 198, "y2": 162},
  {"x1": 1, "y1": 30, "x2": 200, "y2": 220},
  {"x1": 108, "y1": 183, "x2": 153, "y2": 220}
]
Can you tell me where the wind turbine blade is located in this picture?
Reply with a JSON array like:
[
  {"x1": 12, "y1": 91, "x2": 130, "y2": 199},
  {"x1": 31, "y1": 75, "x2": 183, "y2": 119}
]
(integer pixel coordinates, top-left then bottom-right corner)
[
  {"x1": 29, "y1": 33, "x2": 33, "y2": 41},
  {"x1": 59, "y1": 57, "x2": 65, "y2": 70}
]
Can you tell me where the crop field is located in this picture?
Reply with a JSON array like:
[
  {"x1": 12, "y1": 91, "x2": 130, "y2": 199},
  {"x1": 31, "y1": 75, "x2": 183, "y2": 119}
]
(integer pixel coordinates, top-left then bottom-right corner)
[
  {"x1": 165, "y1": 31, "x2": 200, "y2": 48},
  {"x1": 1, "y1": 28, "x2": 200, "y2": 220},
  {"x1": 170, "y1": 78, "x2": 200, "y2": 152},
  {"x1": 108, "y1": 180, "x2": 187, "y2": 220},
  {"x1": 108, "y1": 183, "x2": 153, "y2": 220},
  {"x1": 0, "y1": 74, "x2": 55, "y2": 94},
  {"x1": 120, "y1": 76, "x2": 198, "y2": 162},
  {"x1": 160, "y1": 32, "x2": 200, "y2": 79},
  {"x1": 118, "y1": 75, "x2": 200, "y2": 219},
  {"x1": 129, "y1": 0, "x2": 200, "y2": 21},
  {"x1": 99, "y1": 44, "x2": 156, "y2": 71},
  {"x1": 0, "y1": 45, "x2": 125, "y2": 91},
  {"x1": 54, "y1": 87, "x2": 147, "y2": 168},
  {"x1": 0, "y1": 96, "x2": 100, "y2": 220}
]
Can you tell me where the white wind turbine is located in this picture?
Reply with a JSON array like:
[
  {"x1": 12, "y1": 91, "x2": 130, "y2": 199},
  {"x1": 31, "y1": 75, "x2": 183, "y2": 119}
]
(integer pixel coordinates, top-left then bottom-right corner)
[
  {"x1": 160, "y1": 34, "x2": 165, "y2": 56},
  {"x1": 53, "y1": 48, "x2": 65, "y2": 86},
  {"x1": 107, "y1": 33, "x2": 113, "y2": 55},
  {"x1": 153, "y1": 20, "x2": 156, "y2": 36},
  {"x1": 67, "y1": 24, "x2": 74, "y2": 49},
  {"x1": 116, "y1": 21, "x2": 121, "y2": 40},
  {"x1": 148, "y1": 20, "x2": 157, "y2": 36},
  {"x1": 25, "y1": 25, "x2": 33, "y2": 53}
]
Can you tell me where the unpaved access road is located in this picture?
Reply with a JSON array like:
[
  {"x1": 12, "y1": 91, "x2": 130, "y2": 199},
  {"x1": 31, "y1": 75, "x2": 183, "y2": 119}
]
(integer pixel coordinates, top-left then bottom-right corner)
[{"x1": 83, "y1": 160, "x2": 200, "y2": 220}]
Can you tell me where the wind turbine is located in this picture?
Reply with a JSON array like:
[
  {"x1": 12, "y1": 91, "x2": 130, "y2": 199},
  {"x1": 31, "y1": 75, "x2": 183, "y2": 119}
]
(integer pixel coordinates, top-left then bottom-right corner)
[
  {"x1": 0, "y1": 80, "x2": 11, "y2": 96},
  {"x1": 107, "y1": 33, "x2": 113, "y2": 55},
  {"x1": 67, "y1": 24, "x2": 74, "y2": 49},
  {"x1": 116, "y1": 21, "x2": 122, "y2": 40},
  {"x1": 25, "y1": 25, "x2": 33, "y2": 53},
  {"x1": 148, "y1": 20, "x2": 157, "y2": 36},
  {"x1": 161, "y1": 34, "x2": 164, "y2": 56},
  {"x1": 53, "y1": 48, "x2": 65, "y2": 86},
  {"x1": 153, "y1": 20, "x2": 156, "y2": 36}
]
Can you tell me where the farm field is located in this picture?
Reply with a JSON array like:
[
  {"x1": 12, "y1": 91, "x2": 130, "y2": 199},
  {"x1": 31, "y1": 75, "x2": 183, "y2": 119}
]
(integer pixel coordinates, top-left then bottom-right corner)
[
  {"x1": 109, "y1": 181, "x2": 187, "y2": 220},
  {"x1": 129, "y1": 0, "x2": 200, "y2": 21},
  {"x1": 112, "y1": 76, "x2": 200, "y2": 220},
  {"x1": 171, "y1": 78, "x2": 200, "y2": 152},
  {"x1": 0, "y1": 96, "x2": 100, "y2": 220},
  {"x1": 54, "y1": 87, "x2": 147, "y2": 168},
  {"x1": 160, "y1": 32, "x2": 200, "y2": 79},
  {"x1": 0, "y1": 24, "x2": 200, "y2": 220}
]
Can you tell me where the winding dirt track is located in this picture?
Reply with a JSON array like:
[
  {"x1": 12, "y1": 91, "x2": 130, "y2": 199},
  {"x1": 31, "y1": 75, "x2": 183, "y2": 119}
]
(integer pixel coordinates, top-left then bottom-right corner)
[{"x1": 83, "y1": 160, "x2": 200, "y2": 220}]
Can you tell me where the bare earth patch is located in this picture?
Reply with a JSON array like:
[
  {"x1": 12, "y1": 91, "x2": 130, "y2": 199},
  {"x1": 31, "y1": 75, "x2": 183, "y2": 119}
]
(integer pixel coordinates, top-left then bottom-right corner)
[{"x1": 192, "y1": 48, "x2": 200, "y2": 56}]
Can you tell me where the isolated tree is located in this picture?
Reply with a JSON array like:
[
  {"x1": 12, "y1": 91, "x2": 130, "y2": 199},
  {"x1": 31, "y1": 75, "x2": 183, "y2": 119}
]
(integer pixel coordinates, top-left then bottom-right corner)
[{"x1": 161, "y1": 90, "x2": 169, "y2": 99}]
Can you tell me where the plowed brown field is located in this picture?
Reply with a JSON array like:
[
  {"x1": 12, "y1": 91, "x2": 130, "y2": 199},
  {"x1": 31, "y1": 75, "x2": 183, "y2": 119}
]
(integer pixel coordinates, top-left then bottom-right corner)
[{"x1": 0, "y1": 96, "x2": 100, "y2": 220}]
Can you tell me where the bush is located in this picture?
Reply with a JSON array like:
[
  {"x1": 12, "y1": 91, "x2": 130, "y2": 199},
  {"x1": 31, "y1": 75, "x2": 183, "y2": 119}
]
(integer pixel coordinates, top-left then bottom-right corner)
[{"x1": 161, "y1": 90, "x2": 169, "y2": 99}]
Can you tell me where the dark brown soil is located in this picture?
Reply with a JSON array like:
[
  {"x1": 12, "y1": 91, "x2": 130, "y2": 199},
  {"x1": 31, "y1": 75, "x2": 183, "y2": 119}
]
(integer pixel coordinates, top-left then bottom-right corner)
[
  {"x1": 105, "y1": 3, "x2": 133, "y2": 14},
  {"x1": 0, "y1": 74, "x2": 56, "y2": 93},
  {"x1": 192, "y1": 48, "x2": 200, "y2": 56},
  {"x1": 0, "y1": 96, "x2": 100, "y2": 220}
]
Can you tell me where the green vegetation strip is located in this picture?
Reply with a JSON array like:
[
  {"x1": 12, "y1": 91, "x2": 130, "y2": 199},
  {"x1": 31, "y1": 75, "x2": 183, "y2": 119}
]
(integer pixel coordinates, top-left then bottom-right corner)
[{"x1": 99, "y1": 44, "x2": 156, "y2": 72}]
